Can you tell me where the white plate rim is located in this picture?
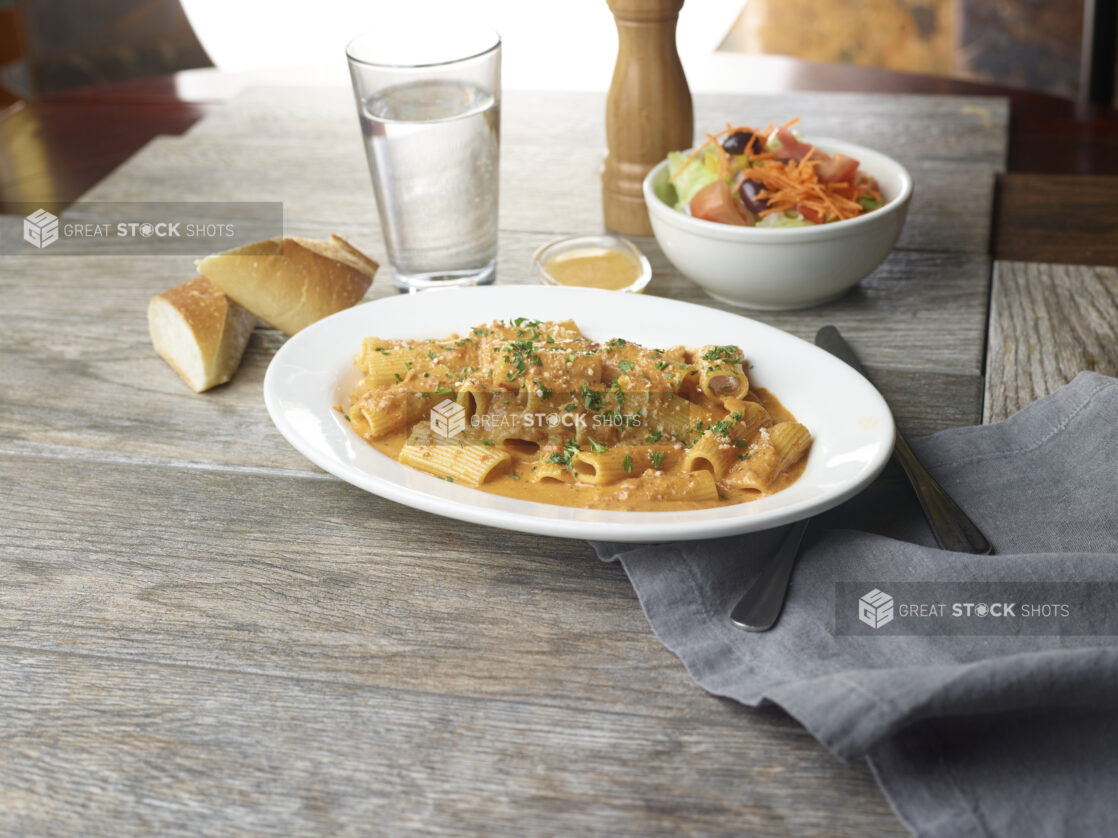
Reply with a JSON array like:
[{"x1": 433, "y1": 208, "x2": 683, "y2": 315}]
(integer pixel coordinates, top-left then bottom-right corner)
[{"x1": 263, "y1": 286, "x2": 896, "y2": 542}]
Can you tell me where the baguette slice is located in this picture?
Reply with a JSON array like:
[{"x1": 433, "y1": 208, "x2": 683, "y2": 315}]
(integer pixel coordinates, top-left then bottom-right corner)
[
  {"x1": 196, "y1": 234, "x2": 377, "y2": 336},
  {"x1": 149, "y1": 276, "x2": 257, "y2": 393}
]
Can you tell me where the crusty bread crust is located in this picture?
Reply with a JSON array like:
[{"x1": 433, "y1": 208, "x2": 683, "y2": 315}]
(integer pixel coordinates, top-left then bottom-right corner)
[
  {"x1": 196, "y1": 235, "x2": 378, "y2": 336},
  {"x1": 148, "y1": 276, "x2": 256, "y2": 392}
]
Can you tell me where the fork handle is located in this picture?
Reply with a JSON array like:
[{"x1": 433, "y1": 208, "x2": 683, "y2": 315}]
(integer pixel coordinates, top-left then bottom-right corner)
[
  {"x1": 730, "y1": 519, "x2": 811, "y2": 631},
  {"x1": 893, "y1": 432, "x2": 993, "y2": 554}
]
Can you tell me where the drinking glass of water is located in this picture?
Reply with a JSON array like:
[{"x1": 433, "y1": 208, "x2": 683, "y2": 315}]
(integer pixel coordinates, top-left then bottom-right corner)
[{"x1": 347, "y1": 25, "x2": 501, "y2": 291}]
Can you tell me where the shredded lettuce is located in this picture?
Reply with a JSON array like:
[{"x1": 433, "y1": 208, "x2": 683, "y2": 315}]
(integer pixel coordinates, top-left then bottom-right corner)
[
  {"x1": 858, "y1": 195, "x2": 883, "y2": 212},
  {"x1": 666, "y1": 150, "x2": 718, "y2": 211},
  {"x1": 756, "y1": 211, "x2": 815, "y2": 228}
]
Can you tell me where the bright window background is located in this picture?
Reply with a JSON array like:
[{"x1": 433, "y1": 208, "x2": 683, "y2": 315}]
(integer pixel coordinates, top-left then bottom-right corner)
[{"x1": 179, "y1": 0, "x2": 765, "y2": 92}]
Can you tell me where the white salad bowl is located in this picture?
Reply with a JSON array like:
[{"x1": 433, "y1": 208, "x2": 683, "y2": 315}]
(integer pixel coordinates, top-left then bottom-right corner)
[{"x1": 643, "y1": 137, "x2": 913, "y2": 310}]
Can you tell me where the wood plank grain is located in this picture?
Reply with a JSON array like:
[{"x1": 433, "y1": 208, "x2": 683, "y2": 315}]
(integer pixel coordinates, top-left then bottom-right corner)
[
  {"x1": 0, "y1": 83, "x2": 1005, "y2": 838},
  {"x1": 74, "y1": 132, "x2": 997, "y2": 255},
  {"x1": 0, "y1": 453, "x2": 903, "y2": 833},
  {"x1": 0, "y1": 243, "x2": 987, "y2": 475},
  {"x1": 994, "y1": 174, "x2": 1118, "y2": 266},
  {"x1": 0, "y1": 453, "x2": 677, "y2": 709},
  {"x1": 186, "y1": 87, "x2": 1008, "y2": 169},
  {"x1": 985, "y1": 261, "x2": 1118, "y2": 422},
  {"x1": 0, "y1": 649, "x2": 902, "y2": 838}
]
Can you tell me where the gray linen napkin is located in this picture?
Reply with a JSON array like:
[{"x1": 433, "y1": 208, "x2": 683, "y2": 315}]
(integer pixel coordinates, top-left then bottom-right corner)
[{"x1": 592, "y1": 372, "x2": 1118, "y2": 838}]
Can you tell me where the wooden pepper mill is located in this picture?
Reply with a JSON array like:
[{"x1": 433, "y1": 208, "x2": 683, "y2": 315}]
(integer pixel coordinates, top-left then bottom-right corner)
[{"x1": 602, "y1": 0, "x2": 693, "y2": 236}]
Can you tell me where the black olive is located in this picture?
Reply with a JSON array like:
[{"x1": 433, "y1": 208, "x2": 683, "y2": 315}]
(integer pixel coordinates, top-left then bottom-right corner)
[
  {"x1": 738, "y1": 179, "x2": 769, "y2": 214},
  {"x1": 722, "y1": 130, "x2": 763, "y2": 156}
]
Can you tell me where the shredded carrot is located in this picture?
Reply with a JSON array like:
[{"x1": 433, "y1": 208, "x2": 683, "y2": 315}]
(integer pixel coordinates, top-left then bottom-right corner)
[
  {"x1": 668, "y1": 116, "x2": 883, "y2": 222},
  {"x1": 750, "y1": 155, "x2": 865, "y2": 222}
]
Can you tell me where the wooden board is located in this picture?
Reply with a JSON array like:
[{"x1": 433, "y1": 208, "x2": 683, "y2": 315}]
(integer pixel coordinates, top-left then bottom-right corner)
[
  {"x1": 187, "y1": 87, "x2": 1009, "y2": 169},
  {"x1": 994, "y1": 174, "x2": 1118, "y2": 267},
  {"x1": 0, "y1": 455, "x2": 908, "y2": 837},
  {"x1": 985, "y1": 261, "x2": 1118, "y2": 422},
  {"x1": 0, "y1": 84, "x2": 1008, "y2": 836},
  {"x1": 76, "y1": 132, "x2": 997, "y2": 256},
  {"x1": 0, "y1": 652, "x2": 902, "y2": 837},
  {"x1": 0, "y1": 242, "x2": 988, "y2": 479}
]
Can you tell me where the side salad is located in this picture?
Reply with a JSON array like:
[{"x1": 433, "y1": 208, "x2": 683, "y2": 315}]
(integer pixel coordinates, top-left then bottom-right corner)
[{"x1": 667, "y1": 119, "x2": 885, "y2": 228}]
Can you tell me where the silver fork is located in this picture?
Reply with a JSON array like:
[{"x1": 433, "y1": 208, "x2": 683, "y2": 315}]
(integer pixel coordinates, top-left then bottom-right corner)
[{"x1": 730, "y1": 325, "x2": 993, "y2": 632}]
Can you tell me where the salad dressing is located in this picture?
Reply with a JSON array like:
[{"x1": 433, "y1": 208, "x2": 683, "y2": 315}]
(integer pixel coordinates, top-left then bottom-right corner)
[{"x1": 541, "y1": 247, "x2": 643, "y2": 291}]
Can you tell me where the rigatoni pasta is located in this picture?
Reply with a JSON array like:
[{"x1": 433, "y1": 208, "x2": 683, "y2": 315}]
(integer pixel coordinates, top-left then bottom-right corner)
[{"x1": 344, "y1": 318, "x2": 811, "y2": 511}]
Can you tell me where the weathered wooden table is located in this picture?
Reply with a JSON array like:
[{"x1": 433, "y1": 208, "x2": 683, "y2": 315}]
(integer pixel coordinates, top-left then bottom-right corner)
[{"x1": 1, "y1": 88, "x2": 1115, "y2": 836}]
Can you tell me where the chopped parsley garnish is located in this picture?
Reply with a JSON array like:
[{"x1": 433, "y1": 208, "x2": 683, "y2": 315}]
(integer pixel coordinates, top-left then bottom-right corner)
[
  {"x1": 564, "y1": 402, "x2": 577, "y2": 411},
  {"x1": 618, "y1": 360, "x2": 635, "y2": 374},
  {"x1": 701, "y1": 345, "x2": 745, "y2": 364},
  {"x1": 588, "y1": 437, "x2": 608, "y2": 453},
  {"x1": 650, "y1": 451, "x2": 665, "y2": 469},
  {"x1": 435, "y1": 384, "x2": 453, "y2": 395},
  {"x1": 547, "y1": 440, "x2": 582, "y2": 468},
  {"x1": 606, "y1": 338, "x2": 627, "y2": 348},
  {"x1": 441, "y1": 476, "x2": 455, "y2": 482},
  {"x1": 622, "y1": 454, "x2": 633, "y2": 473},
  {"x1": 537, "y1": 384, "x2": 552, "y2": 400},
  {"x1": 393, "y1": 373, "x2": 403, "y2": 383},
  {"x1": 581, "y1": 381, "x2": 604, "y2": 411},
  {"x1": 709, "y1": 418, "x2": 736, "y2": 437},
  {"x1": 482, "y1": 439, "x2": 495, "y2": 447},
  {"x1": 645, "y1": 430, "x2": 662, "y2": 444},
  {"x1": 503, "y1": 338, "x2": 542, "y2": 381},
  {"x1": 609, "y1": 380, "x2": 625, "y2": 409},
  {"x1": 654, "y1": 361, "x2": 669, "y2": 371},
  {"x1": 375, "y1": 347, "x2": 390, "y2": 355},
  {"x1": 505, "y1": 473, "x2": 520, "y2": 480},
  {"x1": 428, "y1": 350, "x2": 437, "y2": 360}
]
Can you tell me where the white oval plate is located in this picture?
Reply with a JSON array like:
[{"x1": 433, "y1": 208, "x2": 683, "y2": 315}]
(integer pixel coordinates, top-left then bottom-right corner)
[{"x1": 264, "y1": 286, "x2": 895, "y2": 542}]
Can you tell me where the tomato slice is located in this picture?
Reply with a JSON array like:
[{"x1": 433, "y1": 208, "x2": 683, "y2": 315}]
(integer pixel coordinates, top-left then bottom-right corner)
[
  {"x1": 775, "y1": 128, "x2": 815, "y2": 161},
  {"x1": 798, "y1": 204, "x2": 826, "y2": 224},
  {"x1": 814, "y1": 153, "x2": 860, "y2": 184},
  {"x1": 690, "y1": 181, "x2": 752, "y2": 226}
]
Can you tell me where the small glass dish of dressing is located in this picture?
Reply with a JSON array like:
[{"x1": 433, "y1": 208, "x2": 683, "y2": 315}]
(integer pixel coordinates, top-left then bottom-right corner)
[{"x1": 532, "y1": 235, "x2": 652, "y2": 293}]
